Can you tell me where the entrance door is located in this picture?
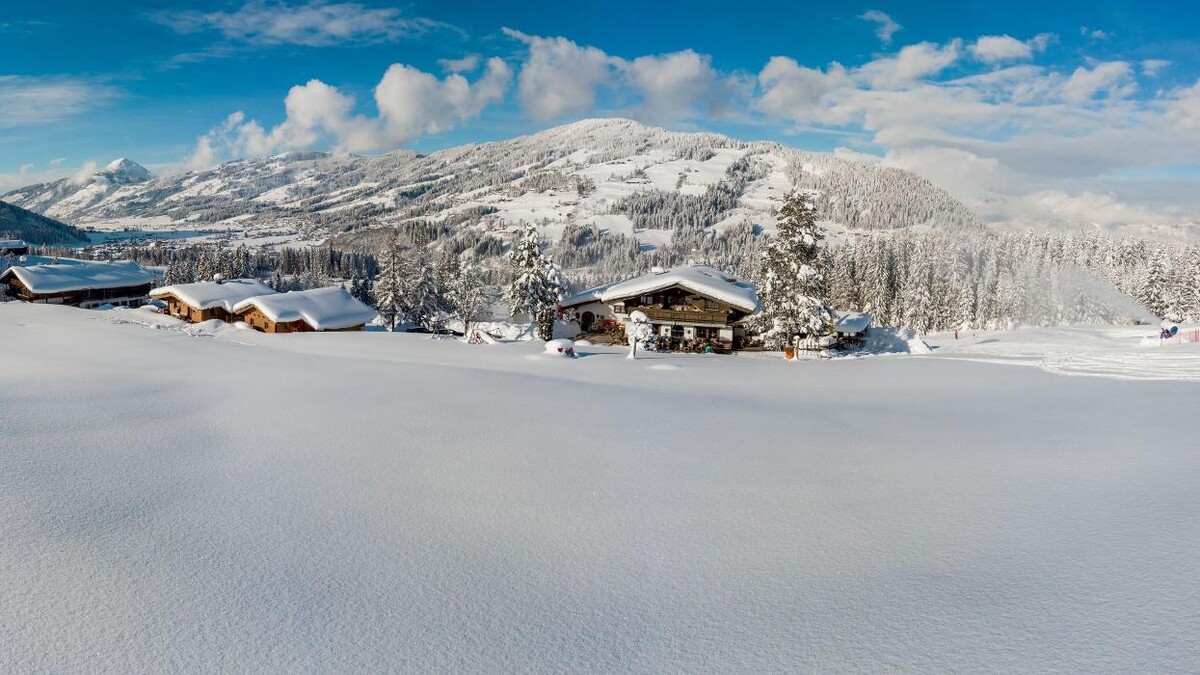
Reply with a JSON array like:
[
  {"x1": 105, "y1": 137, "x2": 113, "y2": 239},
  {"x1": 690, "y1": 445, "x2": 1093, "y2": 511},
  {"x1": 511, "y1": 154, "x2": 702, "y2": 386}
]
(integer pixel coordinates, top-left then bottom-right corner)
[{"x1": 580, "y1": 311, "x2": 594, "y2": 332}]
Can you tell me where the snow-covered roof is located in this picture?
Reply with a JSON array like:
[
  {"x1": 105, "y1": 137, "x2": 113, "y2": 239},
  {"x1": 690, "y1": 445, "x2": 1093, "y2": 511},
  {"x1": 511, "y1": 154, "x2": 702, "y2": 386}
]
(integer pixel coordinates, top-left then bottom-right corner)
[
  {"x1": 0, "y1": 239, "x2": 28, "y2": 250},
  {"x1": 598, "y1": 265, "x2": 759, "y2": 312},
  {"x1": 0, "y1": 258, "x2": 154, "y2": 294},
  {"x1": 560, "y1": 283, "x2": 613, "y2": 308},
  {"x1": 150, "y1": 279, "x2": 277, "y2": 312},
  {"x1": 232, "y1": 287, "x2": 376, "y2": 330},
  {"x1": 835, "y1": 311, "x2": 872, "y2": 335}
]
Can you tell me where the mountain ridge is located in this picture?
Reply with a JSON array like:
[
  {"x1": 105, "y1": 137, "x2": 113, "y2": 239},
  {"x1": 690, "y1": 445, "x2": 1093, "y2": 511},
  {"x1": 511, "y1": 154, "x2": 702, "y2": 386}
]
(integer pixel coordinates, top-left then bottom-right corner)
[{"x1": 2, "y1": 119, "x2": 983, "y2": 249}]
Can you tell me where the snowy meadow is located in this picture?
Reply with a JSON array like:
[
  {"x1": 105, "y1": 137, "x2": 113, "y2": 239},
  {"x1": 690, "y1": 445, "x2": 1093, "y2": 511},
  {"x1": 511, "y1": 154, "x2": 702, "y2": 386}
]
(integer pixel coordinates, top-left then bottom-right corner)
[{"x1": 2, "y1": 303, "x2": 1199, "y2": 671}]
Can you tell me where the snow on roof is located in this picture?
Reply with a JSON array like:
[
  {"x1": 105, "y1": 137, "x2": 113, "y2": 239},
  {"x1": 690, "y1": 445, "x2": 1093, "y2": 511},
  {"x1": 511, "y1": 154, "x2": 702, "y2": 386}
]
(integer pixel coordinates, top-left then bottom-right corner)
[
  {"x1": 835, "y1": 311, "x2": 872, "y2": 334},
  {"x1": 598, "y1": 265, "x2": 759, "y2": 312},
  {"x1": 0, "y1": 239, "x2": 28, "y2": 249},
  {"x1": 150, "y1": 279, "x2": 277, "y2": 312},
  {"x1": 232, "y1": 286, "x2": 376, "y2": 330},
  {"x1": 560, "y1": 283, "x2": 613, "y2": 308},
  {"x1": 0, "y1": 258, "x2": 153, "y2": 294}
]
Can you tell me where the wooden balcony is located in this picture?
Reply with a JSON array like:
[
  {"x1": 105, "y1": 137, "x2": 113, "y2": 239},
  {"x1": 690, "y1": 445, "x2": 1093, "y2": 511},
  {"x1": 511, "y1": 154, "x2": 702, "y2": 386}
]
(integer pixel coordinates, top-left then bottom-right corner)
[{"x1": 637, "y1": 307, "x2": 729, "y2": 325}]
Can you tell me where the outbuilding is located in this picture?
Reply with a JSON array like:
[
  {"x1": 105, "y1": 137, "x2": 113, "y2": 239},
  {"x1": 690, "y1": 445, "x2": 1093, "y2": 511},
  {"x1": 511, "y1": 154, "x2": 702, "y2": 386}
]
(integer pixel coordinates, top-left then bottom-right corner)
[
  {"x1": 232, "y1": 286, "x2": 376, "y2": 333},
  {"x1": 150, "y1": 278, "x2": 277, "y2": 323}
]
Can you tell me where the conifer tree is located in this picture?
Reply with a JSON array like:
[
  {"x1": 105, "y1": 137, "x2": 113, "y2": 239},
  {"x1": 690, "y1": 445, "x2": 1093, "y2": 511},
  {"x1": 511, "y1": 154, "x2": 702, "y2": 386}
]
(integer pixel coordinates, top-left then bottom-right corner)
[
  {"x1": 506, "y1": 224, "x2": 563, "y2": 341},
  {"x1": 444, "y1": 259, "x2": 491, "y2": 337},
  {"x1": 749, "y1": 191, "x2": 834, "y2": 348},
  {"x1": 373, "y1": 234, "x2": 405, "y2": 331}
]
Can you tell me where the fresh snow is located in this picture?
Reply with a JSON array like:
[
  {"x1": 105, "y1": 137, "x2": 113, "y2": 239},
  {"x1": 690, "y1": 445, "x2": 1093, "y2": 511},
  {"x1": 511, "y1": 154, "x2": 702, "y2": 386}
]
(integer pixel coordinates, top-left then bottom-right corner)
[
  {"x1": 599, "y1": 264, "x2": 759, "y2": 312},
  {"x1": 2, "y1": 302, "x2": 1198, "y2": 671},
  {"x1": 0, "y1": 258, "x2": 152, "y2": 293},
  {"x1": 835, "y1": 311, "x2": 872, "y2": 334},
  {"x1": 149, "y1": 279, "x2": 277, "y2": 312},
  {"x1": 230, "y1": 286, "x2": 376, "y2": 330}
]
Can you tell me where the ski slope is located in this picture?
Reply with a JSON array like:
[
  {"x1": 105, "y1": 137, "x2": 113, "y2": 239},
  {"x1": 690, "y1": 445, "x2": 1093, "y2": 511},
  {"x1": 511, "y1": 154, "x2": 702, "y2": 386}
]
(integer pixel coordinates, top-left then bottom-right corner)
[{"x1": 2, "y1": 304, "x2": 1198, "y2": 671}]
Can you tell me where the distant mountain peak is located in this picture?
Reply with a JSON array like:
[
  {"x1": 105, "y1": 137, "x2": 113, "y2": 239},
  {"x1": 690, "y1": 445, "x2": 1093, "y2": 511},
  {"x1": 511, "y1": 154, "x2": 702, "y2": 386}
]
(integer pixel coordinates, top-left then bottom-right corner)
[{"x1": 103, "y1": 158, "x2": 153, "y2": 183}]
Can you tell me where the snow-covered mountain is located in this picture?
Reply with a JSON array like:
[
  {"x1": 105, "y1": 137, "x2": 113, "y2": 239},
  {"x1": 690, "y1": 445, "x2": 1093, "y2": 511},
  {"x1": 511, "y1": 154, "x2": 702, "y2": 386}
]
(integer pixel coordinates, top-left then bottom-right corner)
[
  {"x1": 2, "y1": 119, "x2": 982, "y2": 249},
  {"x1": 3, "y1": 158, "x2": 156, "y2": 221}
]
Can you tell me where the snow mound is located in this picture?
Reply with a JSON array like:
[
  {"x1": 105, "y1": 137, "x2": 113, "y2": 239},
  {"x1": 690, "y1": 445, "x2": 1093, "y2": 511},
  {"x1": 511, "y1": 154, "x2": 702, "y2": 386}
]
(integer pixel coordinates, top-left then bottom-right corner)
[
  {"x1": 543, "y1": 338, "x2": 577, "y2": 357},
  {"x1": 849, "y1": 327, "x2": 931, "y2": 355}
]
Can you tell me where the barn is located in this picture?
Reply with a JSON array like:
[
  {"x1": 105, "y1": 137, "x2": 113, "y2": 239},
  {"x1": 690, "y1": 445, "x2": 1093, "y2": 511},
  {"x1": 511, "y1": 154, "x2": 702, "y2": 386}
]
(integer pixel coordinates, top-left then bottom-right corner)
[
  {"x1": 150, "y1": 278, "x2": 277, "y2": 323},
  {"x1": 232, "y1": 287, "x2": 376, "y2": 333}
]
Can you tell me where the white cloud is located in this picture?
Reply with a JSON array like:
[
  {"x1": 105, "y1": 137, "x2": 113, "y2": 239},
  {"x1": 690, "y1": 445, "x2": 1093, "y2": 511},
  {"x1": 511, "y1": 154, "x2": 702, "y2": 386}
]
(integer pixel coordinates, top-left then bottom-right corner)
[
  {"x1": 0, "y1": 163, "x2": 82, "y2": 194},
  {"x1": 0, "y1": 76, "x2": 118, "y2": 127},
  {"x1": 502, "y1": 28, "x2": 618, "y2": 121},
  {"x1": 70, "y1": 161, "x2": 98, "y2": 185},
  {"x1": 1061, "y1": 61, "x2": 1136, "y2": 103},
  {"x1": 756, "y1": 57, "x2": 852, "y2": 125},
  {"x1": 1141, "y1": 59, "x2": 1171, "y2": 77},
  {"x1": 374, "y1": 57, "x2": 511, "y2": 142},
  {"x1": 968, "y1": 34, "x2": 1054, "y2": 64},
  {"x1": 438, "y1": 54, "x2": 480, "y2": 74},
  {"x1": 190, "y1": 59, "x2": 511, "y2": 167},
  {"x1": 859, "y1": 40, "x2": 962, "y2": 88},
  {"x1": 859, "y1": 10, "x2": 901, "y2": 45},
  {"x1": 153, "y1": 0, "x2": 455, "y2": 47},
  {"x1": 1080, "y1": 26, "x2": 1110, "y2": 40},
  {"x1": 623, "y1": 50, "x2": 742, "y2": 121}
]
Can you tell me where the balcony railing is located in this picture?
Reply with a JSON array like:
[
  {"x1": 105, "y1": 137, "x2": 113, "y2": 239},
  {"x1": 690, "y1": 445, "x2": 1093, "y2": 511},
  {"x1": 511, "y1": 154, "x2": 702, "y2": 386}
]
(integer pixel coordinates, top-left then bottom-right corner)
[{"x1": 637, "y1": 307, "x2": 729, "y2": 325}]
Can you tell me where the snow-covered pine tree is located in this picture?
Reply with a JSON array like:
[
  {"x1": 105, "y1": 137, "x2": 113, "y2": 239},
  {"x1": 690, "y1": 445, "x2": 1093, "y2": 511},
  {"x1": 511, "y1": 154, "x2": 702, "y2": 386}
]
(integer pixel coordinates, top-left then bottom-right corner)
[
  {"x1": 506, "y1": 224, "x2": 564, "y2": 341},
  {"x1": 444, "y1": 259, "x2": 491, "y2": 337},
  {"x1": 373, "y1": 234, "x2": 405, "y2": 331},
  {"x1": 400, "y1": 249, "x2": 442, "y2": 331},
  {"x1": 749, "y1": 191, "x2": 835, "y2": 349},
  {"x1": 194, "y1": 246, "x2": 220, "y2": 283}
]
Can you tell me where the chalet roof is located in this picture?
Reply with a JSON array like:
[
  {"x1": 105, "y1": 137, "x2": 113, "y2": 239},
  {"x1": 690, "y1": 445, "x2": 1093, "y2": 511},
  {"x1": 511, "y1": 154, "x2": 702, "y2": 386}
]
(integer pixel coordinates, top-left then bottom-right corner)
[
  {"x1": 0, "y1": 258, "x2": 154, "y2": 294},
  {"x1": 559, "y1": 283, "x2": 612, "y2": 308},
  {"x1": 232, "y1": 286, "x2": 376, "y2": 331},
  {"x1": 835, "y1": 311, "x2": 872, "y2": 335},
  {"x1": 0, "y1": 239, "x2": 28, "y2": 250},
  {"x1": 151, "y1": 279, "x2": 277, "y2": 312},
  {"x1": 597, "y1": 265, "x2": 759, "y2": 313}
]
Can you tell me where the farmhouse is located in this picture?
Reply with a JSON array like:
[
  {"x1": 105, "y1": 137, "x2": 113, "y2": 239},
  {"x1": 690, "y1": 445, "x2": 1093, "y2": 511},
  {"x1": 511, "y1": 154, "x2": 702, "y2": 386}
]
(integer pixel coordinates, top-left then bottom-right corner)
[
  {"x1": 232, "y1": 286, "x2": 376, "y2": 333},
  {"x1": 0, "y1": 258, "x2": 154, "y2": 308},
  {"x1": 1, "y1": 239, "x2": 29, "y2": 258},
  {"x1": 151, "y1": 278, "x2": 277, "y2": 323},
  {"x1": 563, "y1": 265, "x2": 759, "y2": 348}
]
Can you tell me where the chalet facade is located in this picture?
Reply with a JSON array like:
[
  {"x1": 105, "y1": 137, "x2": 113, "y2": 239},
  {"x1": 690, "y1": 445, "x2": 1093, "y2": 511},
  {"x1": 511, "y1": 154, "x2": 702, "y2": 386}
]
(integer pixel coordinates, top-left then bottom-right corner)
[
  {"x1": 232, "y1": 287, "x2": 376, "y2": 333},
  {"x1": 562, "y1": 265, "x2": 759, "y2": 349},
  {"x1": 0, "y1": 258, "x2": 153, "y2": 309},
  {"x1": 150, "y1": 278, "x2": 277, "y2": 323}
]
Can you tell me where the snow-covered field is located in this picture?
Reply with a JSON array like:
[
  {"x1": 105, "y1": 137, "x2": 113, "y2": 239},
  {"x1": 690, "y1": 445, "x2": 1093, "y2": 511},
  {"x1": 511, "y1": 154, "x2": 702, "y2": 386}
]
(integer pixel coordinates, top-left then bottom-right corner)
[{"x1": 3, "y1": 304, "x2": 1199, "y2": 671}]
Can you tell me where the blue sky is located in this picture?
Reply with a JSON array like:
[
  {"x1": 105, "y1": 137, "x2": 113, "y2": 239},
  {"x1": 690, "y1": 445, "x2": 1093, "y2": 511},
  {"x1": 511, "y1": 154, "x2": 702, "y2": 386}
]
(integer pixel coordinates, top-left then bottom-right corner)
[{"x1": 4, "y1": 1, "x2": 1200, "y2": 228}]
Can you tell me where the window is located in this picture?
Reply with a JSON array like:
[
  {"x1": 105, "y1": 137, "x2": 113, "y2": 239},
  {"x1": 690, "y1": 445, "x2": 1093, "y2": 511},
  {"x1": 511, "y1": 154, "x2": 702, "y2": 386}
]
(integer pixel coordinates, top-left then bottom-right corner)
[
  {"x1": 641, "y1": 295, "x2": 654, "y2": 305},
  {"x1": 703, "y1": 299, "x2": 719, "y2": 311}
]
